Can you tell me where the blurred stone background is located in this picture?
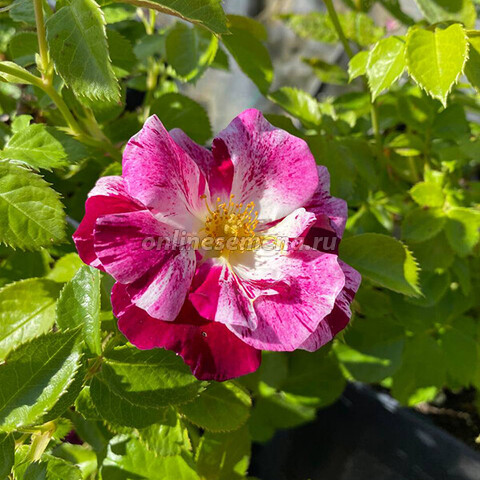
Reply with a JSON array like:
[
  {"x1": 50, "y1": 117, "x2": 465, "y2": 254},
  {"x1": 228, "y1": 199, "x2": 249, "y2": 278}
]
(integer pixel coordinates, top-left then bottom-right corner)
[{"x1": 178, "y1": 0, "x2": 423, "y2": 132}]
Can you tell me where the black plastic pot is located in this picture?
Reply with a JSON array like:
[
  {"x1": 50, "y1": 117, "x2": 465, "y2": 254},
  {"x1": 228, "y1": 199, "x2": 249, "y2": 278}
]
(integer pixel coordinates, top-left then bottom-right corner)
[{"x1": 250, "y1": 383, "x2": 480, "y2": 480}]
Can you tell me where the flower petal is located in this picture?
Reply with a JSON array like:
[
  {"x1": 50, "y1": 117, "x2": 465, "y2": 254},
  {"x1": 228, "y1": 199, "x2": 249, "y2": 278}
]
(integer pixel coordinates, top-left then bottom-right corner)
[
  {"x1": 124, "y1": 247, "x2": 196, "y2": 321},
  {"x1": 222, "y1": 249, "x2": 346, "y2": 351},
  {"x1": 112, "y1": 283, "x2": 261, "y2": 381},
  {"x1": 306, "y1": 166, "x2": 348, "y2": 239},
  {"x1": 188, "y1": 260, "x2": 223, "y2": 321},
  {"x1": 170, "y1": 128, "x2": 233, "y2": 199},
  {"x1": 300, "y1": 261, "x2": 361, "y2": 351},
  {"x1": 263, "y1": 207, "x2": 317, "y2": 251},
  {"x1": 122, "y1": 115, "x2": 208, "y2": 231},
  {"x1": 213, "y1": 109, "x2": 318, "y2": 222},
  {"x1": 73, "y1": 176, "x2": 142, "y2": 269},
  {"x1": 93, "y1": 209, "x2": 178, "y2": 284}
]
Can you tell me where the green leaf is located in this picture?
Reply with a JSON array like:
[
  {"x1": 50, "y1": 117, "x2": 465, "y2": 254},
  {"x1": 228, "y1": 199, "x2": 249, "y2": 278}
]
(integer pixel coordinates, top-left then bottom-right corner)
[
  {"x1": 107, "y1": 29, "x2": 137, "y2": 79},
  {"x1": 0, "y1": 163, "x2": 66, "y2": 250},
  {"x1": 367, "y1": 36, "x2": 406, "y2": 101},
  {"x1": 386, "y1": 132, "x2": 424, "y2": 156},
  {"x1": 14, "y1": 451, "x2": 82, "y2": 480},
  {"x1": 409, "y1": 231, "x2": 454, "y2": 271},
  {"x1": 151, "y1": 93, "x2": 212, "y2": 144},
  {"x1": 452, "y1": 257, "x2": 471, "y2": 296},
  {"x1": 9, "y1": 32, "x2": 38, "y2": 67},
  {"x1": 102, "y1": 435, "x2": 200, "y2": 480},
  {"x1": 121, "y1": 0, "x2": 227, "y2": 34},
  {"x1": 90, "y1": 346, "x2": 205, "y2": 427},
  {"x1": 405, "y1": 24, "x2": 468, "y2": 107},
  {"x1": 282, "y1": 350, "x2": 346, "y2": 407},
  {"x1": 280, "y1": 11, "x2": 383, "y2": 47},
  {"x1": 47, "y1": 253, "x2": 83, "y2": 283},
  {"x1": 0, "y1": 433, "x2": 14, "y2": 479},
  {"x1": 444, "y1": 207, "x2": 480, "y2": 257},
  {"x1": 138, "y1": 409, "x2": 190, "y2": 457},
  {"x1": 302, "y1": 57, "x2": 348, "y2": 85},
  {"x1": 339, "y1": 314, "x2": 404, "y2": 383},
  {"x1": 9, "y1": 0, "x2": 35, "y2": 24},
  {"x1": 222, "y1": 16, "x2": 273, "y2": 94},
  {"x1": 46, "y1": 0, "x2": 120, "y2": 102},
  {"x1": 401, "y1": 207, "x2": 446, "y2": 243},
  {"x1": 196, "y1": 426, "x2": 250, "y2": 480},
  {"x1": 1, "y1": 123, "x2": 69, "y2": 171},
  {"x1": 408, "y1": 270, "x2": 450, "y2": 307},
  {"x1": 56, "y1": 265, "x2": 101, "y2": 355},
  {"x1": 409, "y1": 181, "x2": 445, "y2": 207},
  {"x1": 432, "y1": 103, "x2": 470, "y2": 140},
  {"x1": 392, "y1": 334, "x2": 445, "y2": 406},
  {"x1": 0, "y1": 249, "x2": 51, "y2": 287},
  {"x1": 269, "y1": 87, "x2": 321, "y2": 127},
  {"x1": 0, "y1": 61, "x2": 36, "y2": 85},
  {"x1": 379, "y1": 0, "x2": 415, "y2": 25},
  {"x1": 179, "y1": 382, "x2": 251, "y2": 432},
  {"x1": 226, "y1": 14, "x2": 267, "y2": 41},
  {"x1": 414, "y1": 0, "x2": 476, "y2": 28},
  {"x1": 249, "y1": 393, "x2": 315, "y2": 442},
  {"x1": 442, "y1": 322, "x2": 478, "y2": 386},
  {"x1": 340, "y1": 233, "x2": 421, "y2": 296},
  {"x1": 43, "y1": 361, "x2": 86, "y2": 422},
  {"x1": 0, "y1": 329, "x2": 81, "y2": 432},
  {"x1": 348, "y1": 51, "x2": 369, "y2": 81},
  {"x1": 165, "y1": 23, "x2": 218, "y2": 82},
  {"x1": 0, "y1": 278, "x2": 62, "y2": 360},
  {"x1": 11, "y1": 115, "x2": 32, "y2": 134},
  {"x1": 465, "y1": 32, "x2": 480, "y2": 91},
  {"x1": 279, "y1": 12, "x2": 338, "y2": 43}
]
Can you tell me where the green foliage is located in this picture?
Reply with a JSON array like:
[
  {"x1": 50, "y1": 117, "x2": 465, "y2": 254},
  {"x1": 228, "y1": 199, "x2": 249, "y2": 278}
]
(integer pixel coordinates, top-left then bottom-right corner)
[
  {"x1": 90, "y1": 346, "x2": 206, "y2": 427},
  {"x1": 165, "y1": 23, "x2": 218, "y2": 82},
  {"x1": 340, "y1": 234, "x2": 421, "y2": 296},
  {"x1": 405, "y1": 24, "x2": 468, "y2": 107},
  {"x1": 130, "y1": 0, "x2": 228, "y2": 34},
  {"x1": 0, "y1": 432, "x2": 14, "y2": 479},
  {"x1": 413, "y1": 0, "x2": 476, "y2": 28},
  {"x1": 150, "y1": 93, "x2": 212, "y2": 143},
  {"x1": 46, "y1": 0, "x2": 120, "y2": 102},
  {"x1": 102, "y1": 434, "x2": 200, "y2": 479},
  {"x1": 222, "y1": 15, "x2": 273, "y2": 94},
  {"x1": 179, "y1": 382, "x2": 251, "y2": 432},
  {"x1": 0, "y1": 163, "x2": 66, "y2": 250},
  {"x1": 0, "y1": 329, "x2": 81, "y2": 432},
  {"x1": 56, "y1": 265, "x2": 102, "y2": 355},
  {"x1": 269, "y1": 87, "x2": 321, "y2": 127},
  {"x1": 0, "y1": 278, "x2": 61, "y2": 360},
  {"x1": 0, "y1": 122, "x2": 70, "y2": 171},
  {"x1": 280, "y1": 11, "x2": 383, "y2": 47},
  {"x1": 367, "y1": 36, "x2": 406, "y2": 101},
  {"x1": 196, "y1": 427, "x2": 251, "y2": 480},
  {"x1": 1, "y1": 0, "x2": 480, "y2": 475},
  {"x1": 303, "y1": 57, "x2": 349, "y2": 85}
]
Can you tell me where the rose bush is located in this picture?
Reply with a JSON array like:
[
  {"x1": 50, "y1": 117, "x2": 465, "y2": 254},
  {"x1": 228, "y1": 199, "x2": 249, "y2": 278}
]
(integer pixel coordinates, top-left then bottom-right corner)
[{"x1": 0, "y1": 0, "x2": 479, "y2": 477}]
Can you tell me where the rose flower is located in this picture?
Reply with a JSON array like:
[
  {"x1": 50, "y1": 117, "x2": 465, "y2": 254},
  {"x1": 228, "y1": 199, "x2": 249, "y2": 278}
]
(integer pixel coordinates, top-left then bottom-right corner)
[{"x1": 74, "y1": 109, "x2": 360, "y2": 381}]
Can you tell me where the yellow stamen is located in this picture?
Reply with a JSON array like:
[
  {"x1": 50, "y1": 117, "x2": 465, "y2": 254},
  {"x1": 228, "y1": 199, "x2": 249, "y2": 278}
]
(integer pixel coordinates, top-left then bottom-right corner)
[{"x1": 200, "y1": 195, "x2": 270, "y2": 256}]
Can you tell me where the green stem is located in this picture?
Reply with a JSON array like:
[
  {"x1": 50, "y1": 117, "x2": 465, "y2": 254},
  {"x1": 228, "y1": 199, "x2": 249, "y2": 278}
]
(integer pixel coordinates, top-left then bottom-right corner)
[
  {"x1": 33, "y1": 0, "x2": 52, "y2": 84},
  {"x1": 370, "y1": 100, "x2": 383, "y2": 158},
  {"x1": 323, "y1": 0, "x2": 383, "y2": 159},
  {"x1": 43, "y1": 84, "x2": 84, "y2": 135},
  {"x1": 323, "y1": 0, "x2": 354, "y2": 58},
  {"x1": 408, "y1": 156, "x2": 420, "y2": 183},
  {"x1": 0, "y1": 62, "x2": 43, "y2": 86}
]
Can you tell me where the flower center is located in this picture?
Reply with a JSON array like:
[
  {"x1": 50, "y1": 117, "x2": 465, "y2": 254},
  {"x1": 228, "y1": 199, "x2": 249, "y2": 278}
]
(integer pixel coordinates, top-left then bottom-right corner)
[{"x1": 200, "y1": 194, "x2": 264, "y2": 256}]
